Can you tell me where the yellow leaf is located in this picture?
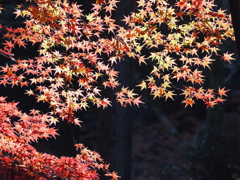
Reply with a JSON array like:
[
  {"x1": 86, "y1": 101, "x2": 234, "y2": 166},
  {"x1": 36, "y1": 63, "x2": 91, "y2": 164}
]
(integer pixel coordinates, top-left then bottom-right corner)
[
  {"x1": 137, "y1": 80, "x2": 146, "y2": 90},
  {"x1": 164, "y1": 91, "x2": 176, "y2": 101},
  {"x1": 86, "y1": 13, "x2": 95, "y2": 22}
]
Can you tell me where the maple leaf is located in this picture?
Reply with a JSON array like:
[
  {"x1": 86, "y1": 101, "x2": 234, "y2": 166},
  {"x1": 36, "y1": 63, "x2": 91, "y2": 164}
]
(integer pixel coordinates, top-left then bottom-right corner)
[
  {"x1": 218, "y1": 87, "x2": 229, "y2": 97},
  {"x1": 152, "y1": 88, "x2": 165, "y2": 99},
  {"x1": 86, "y1": 13, "x2": 96, "y2": 22},
  {"x1": 164, "y1": 91, "x2": 176, "y2": 101},
  {"x1": 109, "y1": 0, "x2": 119, "y2": 8},
  {"x1": 161, "y1": 81, "x2": 171, "y2": 89},
  {"x1": 122, "y1": 15, "x2": 131, "y2": 24},
  {"x1": 2, "y1": 40, "x2": 15, "y2": 51},
  {"x1": 75, "y1": 143, "x2": 84, "y2": 150},
  {"x1": 96, "y1": 0, "x2": 105, "y2": 4},
  {"x1": 48, "y1": 116, "x2": 59, "y2": 125},
  {"x1": 137, "y1": 80, "x2": 147, "y2": 90},
  {"x1": 105, "y1": 171, "x2": 120, "y2": 180},
  {"x1": 132, "y1": 96, "x2": 143, "y2": 107},
  {"x1": 126, "y1": 90, "x2": 137, "y2": 98},
  {"x1": 201, "y1": 55, "x2": 214, "y2": 69},
  {"x1": 14, "y1": 9, "x2": 22, "y2": 18},
  {"x1": 182, "y1": 98, "x2": 195, "y2": 107},
  {"x1": 0, "y1": 96, "x2": 6, "y2": 102},
  {"x1": 205, "y1": 100, "x2": 217, "y2": 108},
  {"x1": 116, "y1": 91, "x2": 124, "y2": 99},
  {"x1": 108, "y1": 56, "x2": 118, "y2": 65},
  {"x1": 221, "y1": 52, "x2": 235, "y2": 63},
  {"x1": 215, "y1": 97, "x2": 226, "y2": 103},
  {"x1": 117, "y1": 97, "x2": 126, "y2": 106},
  {"x1": 137, "y1": 55, "x2": 147, "y2": 65},
  {"x1": 104, "y1": 5, "x2": 115, "y2": 15},
  {"x1": 100, "y1": 98, "x2": 111, "y2": 109}
]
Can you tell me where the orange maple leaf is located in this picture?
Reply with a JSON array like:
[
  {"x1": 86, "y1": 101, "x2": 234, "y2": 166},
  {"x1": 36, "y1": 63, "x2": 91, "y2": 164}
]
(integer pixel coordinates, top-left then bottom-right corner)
[
  {"x1": 218, "y1": 87, "x2": 229, "y2": 97},
  {"x1": 96, "y1": 0, "x2": 105, "y2": 4},
  {"x1": 221, "y1": 52, "x2": 235, "y2": 63},
  {"x1": 182, "y1": 98, "x2": 195, "y2": 107}
]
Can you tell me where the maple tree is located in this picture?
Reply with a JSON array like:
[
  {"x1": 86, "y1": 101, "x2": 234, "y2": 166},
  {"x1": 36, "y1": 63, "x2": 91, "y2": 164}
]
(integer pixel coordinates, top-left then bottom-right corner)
[{"x1": 0, "y1": 0, "x2": 235, "y2": 179}]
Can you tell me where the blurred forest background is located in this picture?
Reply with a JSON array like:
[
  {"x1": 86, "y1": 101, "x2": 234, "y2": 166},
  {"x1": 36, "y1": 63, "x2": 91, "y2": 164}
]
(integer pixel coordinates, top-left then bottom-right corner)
[{"x1": 1, "y1": 0, "x2": 240, "y2": 180}]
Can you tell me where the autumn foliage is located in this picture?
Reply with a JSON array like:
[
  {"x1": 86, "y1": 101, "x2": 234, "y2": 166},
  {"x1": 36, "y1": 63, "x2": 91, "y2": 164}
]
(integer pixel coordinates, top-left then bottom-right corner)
[{"x1": 0, "y1": 0, "x2": 235, "y2": 179}]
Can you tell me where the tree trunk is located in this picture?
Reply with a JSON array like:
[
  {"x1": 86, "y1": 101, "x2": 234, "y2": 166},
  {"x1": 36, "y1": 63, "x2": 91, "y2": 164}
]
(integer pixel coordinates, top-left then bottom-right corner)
[
  {"x1": 98, "y1": 1, "x2": 136, "y2": 179},
  {"x1": 98, "y1": 62, "x2": 134, "y2": 180}
]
